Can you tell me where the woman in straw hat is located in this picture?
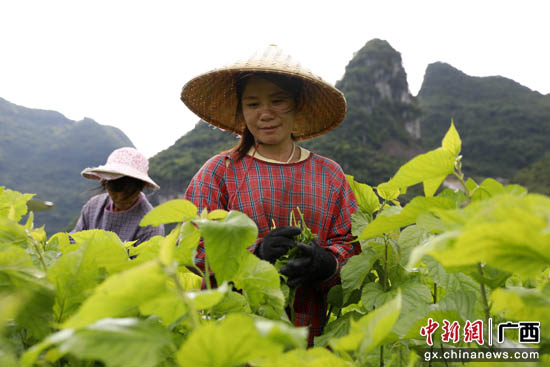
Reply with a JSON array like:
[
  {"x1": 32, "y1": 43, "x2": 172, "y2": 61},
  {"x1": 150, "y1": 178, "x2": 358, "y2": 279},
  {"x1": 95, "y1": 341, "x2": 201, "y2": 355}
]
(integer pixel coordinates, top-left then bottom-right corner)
[
  {"x1": 182, "y1": 45, "x2": 360, "y2": 346},
  {"x1": 72, "y1": 147, "x2": 164, "y2": 245}
]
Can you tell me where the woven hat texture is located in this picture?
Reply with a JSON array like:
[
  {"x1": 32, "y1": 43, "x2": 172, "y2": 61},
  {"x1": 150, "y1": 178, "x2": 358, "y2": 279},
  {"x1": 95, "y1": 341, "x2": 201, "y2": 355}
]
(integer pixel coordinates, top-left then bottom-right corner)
[
  {"x1": 81, "y1": 147, "x2": 160, "y2": 190},
  {"x1": 181, "y1": 45, "x2": 346, "y2": 140}
]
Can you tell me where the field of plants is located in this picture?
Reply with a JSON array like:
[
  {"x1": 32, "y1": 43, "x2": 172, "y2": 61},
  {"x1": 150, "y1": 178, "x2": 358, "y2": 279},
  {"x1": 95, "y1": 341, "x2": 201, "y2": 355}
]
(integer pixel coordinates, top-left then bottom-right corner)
[{"x1": 1, "y1": 123, "x2": 548, "y2": 366}]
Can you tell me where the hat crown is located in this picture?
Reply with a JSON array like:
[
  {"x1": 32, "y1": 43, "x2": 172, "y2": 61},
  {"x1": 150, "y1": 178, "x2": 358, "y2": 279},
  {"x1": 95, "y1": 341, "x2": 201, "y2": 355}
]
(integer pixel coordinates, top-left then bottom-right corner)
[
  {"x1": 227, "y1": 44, "x2": 320, "y2": 81},
  {"x1": 106, "y1": 147, "x2": 149, "y2": 173}
]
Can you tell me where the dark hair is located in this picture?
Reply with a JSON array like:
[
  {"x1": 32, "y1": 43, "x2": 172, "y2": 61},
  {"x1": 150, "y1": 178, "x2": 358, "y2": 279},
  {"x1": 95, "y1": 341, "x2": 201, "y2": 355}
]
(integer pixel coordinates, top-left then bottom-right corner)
[
  {"x1": 228, "y1": 72, "x2": 303, "y2": 161},
  {"x1": 101, "y1": 176, "x2": 146, "y2": 200}
]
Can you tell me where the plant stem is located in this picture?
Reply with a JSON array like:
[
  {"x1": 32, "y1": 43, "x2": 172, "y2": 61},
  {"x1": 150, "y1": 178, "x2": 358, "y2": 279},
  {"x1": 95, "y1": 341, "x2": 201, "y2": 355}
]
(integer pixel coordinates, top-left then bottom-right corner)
[
  {"x1": 383, "y1": 237, "x2": 389, "y2": 291},
  {"x1": 433, "y1": 283, "x2": 438, "y2": 304},
  {"x1": 477, "y1": 263, "x2": 491, "y2": 333},
  {"x1": 289, "y1": 287, "x2": 297, "y2": 325},
  {"x1": 204, "y1": 258, "x2": 212, "y2": 290},
  {"x1": 31, "y1": 238, "x2": 48, "y2": 271},
  {"x1": 379, "y1": 345, "x2": 384, "y2": 367},
  {"x1": 169, "y1": 265, "x2": 201, "y2": 330}
]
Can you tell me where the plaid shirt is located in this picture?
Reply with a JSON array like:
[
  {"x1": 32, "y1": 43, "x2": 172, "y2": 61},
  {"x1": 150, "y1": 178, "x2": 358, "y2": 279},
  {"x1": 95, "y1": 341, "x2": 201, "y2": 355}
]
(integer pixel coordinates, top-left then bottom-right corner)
[{"x1": 184, "y1": 151, "x2": 360, "y2": 345}]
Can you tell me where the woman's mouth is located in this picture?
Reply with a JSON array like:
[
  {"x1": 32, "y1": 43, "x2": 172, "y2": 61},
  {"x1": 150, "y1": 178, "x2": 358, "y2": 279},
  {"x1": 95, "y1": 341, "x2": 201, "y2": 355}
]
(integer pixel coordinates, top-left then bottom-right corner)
[{"x1": 260, "y1": 125, "x2": 280, "y2": 133}]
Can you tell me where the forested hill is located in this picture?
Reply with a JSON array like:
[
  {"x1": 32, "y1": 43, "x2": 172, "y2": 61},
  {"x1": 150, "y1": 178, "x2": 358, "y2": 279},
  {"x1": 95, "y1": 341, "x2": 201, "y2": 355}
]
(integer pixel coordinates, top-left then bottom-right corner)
[
  {"x1": 149, "y1": 39, "x2": 423, "y2": 200},
  {"x1": 418, "y1": 62, "x2": 550, "y2": 179},
  {"x1": 301, "y1": 39, "x2": 423, "y2": 185},
  {"x1": 0, "y1": 97, "x2": 134, "y2": 233}
]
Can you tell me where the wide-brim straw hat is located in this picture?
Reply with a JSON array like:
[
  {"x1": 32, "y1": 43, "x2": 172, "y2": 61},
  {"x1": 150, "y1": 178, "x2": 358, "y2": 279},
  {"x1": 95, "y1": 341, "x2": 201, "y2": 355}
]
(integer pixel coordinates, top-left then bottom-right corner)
[
  {"x1": 181, "y1": 45, "x2": 347, "y2": 140},
  {"x1": 81, "y1": 147, "x2": 160, "y2": 190}
]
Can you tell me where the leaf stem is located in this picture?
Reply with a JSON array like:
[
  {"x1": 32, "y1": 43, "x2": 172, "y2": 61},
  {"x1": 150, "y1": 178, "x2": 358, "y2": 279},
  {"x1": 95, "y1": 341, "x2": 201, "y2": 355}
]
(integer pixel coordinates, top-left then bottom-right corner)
[
  {"x1": 168, "y1": 265, "x2": 201, "y2": 330},
  {"x1": 453, "y1": 158, "x2": 471, "y2": 200},
  {"x1": 477, "y1": 263, "x2": 491, "y2": 329},
  {"x1": 204, "y1": 258, "x2": 212, "y2": 290},
  {"x1": 30, "y1": 238, "x2": 48, "y2": 271}
]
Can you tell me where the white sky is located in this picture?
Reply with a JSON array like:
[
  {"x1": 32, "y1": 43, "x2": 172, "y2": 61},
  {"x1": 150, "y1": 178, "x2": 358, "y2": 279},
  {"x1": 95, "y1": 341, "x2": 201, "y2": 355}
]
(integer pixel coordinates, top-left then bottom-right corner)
[{"x1": 1, "y1": 0, "x2": 549, "y2": 158}]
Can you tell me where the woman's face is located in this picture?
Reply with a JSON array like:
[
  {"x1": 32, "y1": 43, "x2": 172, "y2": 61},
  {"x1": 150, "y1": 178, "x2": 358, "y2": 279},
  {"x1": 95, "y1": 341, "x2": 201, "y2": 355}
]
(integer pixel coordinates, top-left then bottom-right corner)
[
  {"x1": 241, "y1": 77, "x2": 296, "y2": 147},
  {"x1": 105, "y1": 177, "x2": 142, "y2": 211}
]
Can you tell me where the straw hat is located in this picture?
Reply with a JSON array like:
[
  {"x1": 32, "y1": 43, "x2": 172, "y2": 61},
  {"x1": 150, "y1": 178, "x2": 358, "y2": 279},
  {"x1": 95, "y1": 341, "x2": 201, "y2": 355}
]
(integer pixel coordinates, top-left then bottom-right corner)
[
  {"x1": 181, "y1": 45, "x2": 346, "y2": 140},
  {"x1": 81, "y1": 147, "x2": 160, "y2": 190}
]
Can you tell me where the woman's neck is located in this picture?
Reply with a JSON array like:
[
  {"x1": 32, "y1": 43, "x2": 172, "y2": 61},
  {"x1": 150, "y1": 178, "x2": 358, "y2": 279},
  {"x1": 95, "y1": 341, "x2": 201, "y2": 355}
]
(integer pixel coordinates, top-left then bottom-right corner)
[{"x1": 255, "y1": 141, "x2": 297, "y2": 163}]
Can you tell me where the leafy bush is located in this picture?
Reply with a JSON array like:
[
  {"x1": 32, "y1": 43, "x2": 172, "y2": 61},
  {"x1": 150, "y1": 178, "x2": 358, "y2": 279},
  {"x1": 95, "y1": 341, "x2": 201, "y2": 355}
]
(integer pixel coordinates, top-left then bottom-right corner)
[{"x1": 1, "y1": 123, "x2": 549, "y2": 366}]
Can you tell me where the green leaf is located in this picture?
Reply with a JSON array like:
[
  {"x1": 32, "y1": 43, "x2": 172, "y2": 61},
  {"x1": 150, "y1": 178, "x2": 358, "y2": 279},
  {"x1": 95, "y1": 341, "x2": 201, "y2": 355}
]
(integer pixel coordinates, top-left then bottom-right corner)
[
  {"x1": 423, "y1": 175, "x2": 448, "y2": 198},
  {"x1": 423, "y1": 256, "x2": 479, "y2": 295},
  {"x1": 363, "y1": 279, "x2": 432, "y2": 339},
  {"x1": 138, "y1": 289, "x2": 187, "y2": 326},
  {"x1": 47, "y1": 245, "x2": 104, "y2": 323},
  {"x1": 331, "y1": 291, "x2": 402, "y2": 354},
  {"x1": 376, "y1": 183, "x2": 401, "y2": 201},
  {"x1": 361, "y1": 282, "x2": 384, "y2": 310},
  {"x1": 62, "y1": 260, "x2": 169, "y2": 329},
  {"x1": 0, "y1": 246, "x2": 55, "y2": 339},
  {"x1": 206, "y1": 209, "x2": 228, "y2": 220},
  {"x1": 470, "y1": 178, "x2": 505, "y2": 201},
  {"x1": 186, "y1": 282, "x2": 229, "y2": 310},
  {"x1": 210, "y1": 290, "x2": 251, "y2": 318},
  {"x1": 351, "y1": 210, "x2": 370, "y2": 238},
  {"x1": 176, "y1": 314, "x2": 281, "y2": 367},
  {"x1": 398, "y1": 225, "x2": 428, "y2": 267},
  {"x1": 468, "y1": 264, "x2": 511, "y2": 290},
  {"x1": 346, "y1": 175, "x2": 380, "y2": 215},
  {"x1": 431, "y1": 221, "x2": 550, "y2": 278},
  {"x1": 358, "y1": 197, "x2": 453, "y2": 241},
  {"x1": 314, "y1": 311, "x2": 363, "y2": 348},
  {"x1": 0, "y1": 217, "x2": 29, "y2": 249},
  {"x1": 196, "y1": 210, "x2": 258, "y2": 283},
  {"x1": 438, "y1": 290, "x2": 479, "y2": 324},
  {"x1": 22, "y1": 318, "x2": 174, "y2": 367},
  {"x1": 254, "y1": 318, "x2": 308, "y2": 350},
  {"x1": 260, "y1": 347, "x2": 353, "y2": 367},
  {"x1": 441, "y1": 120, "x2": 461, "y2": 157},
  {"x1": 140, "y1": 199, "x2": 198, "y2": 226},
  {"x1": 379, "y1": 148, "x2": 456, "y2": 193},
  {"x1": 341, "y1": 247, "x2": 377, "y2": 303},
  {"x1": 0, "y1": 188, "x2": 34, "y2": 222},
  {"x1": 174, "y1": 221, "x2": 201, "y2": 267},
  {"x1": 233, "y1": 252, "x2": 286, "y2": 320},
  {"x1": 437, "y1": 188, "x2": 467, "y2": 208},
  {"x1": 47, "y1": 231, "x2": 130, "y2": 322},
  {"x1": 61, "y1": 230, "x2": 129, "y2": 274}
]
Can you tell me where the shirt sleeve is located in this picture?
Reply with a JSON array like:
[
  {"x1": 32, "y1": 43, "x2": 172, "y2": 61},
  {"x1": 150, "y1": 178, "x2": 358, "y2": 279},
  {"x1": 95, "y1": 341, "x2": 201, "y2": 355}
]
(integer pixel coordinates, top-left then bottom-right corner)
[{"x1": 184, "y1": 155, "x2": 229, "y2": 212}]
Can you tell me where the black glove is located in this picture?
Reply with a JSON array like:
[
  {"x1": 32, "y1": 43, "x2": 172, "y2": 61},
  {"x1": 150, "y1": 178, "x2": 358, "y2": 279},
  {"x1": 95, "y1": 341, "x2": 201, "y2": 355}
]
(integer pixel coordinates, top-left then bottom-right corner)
[
  {"x1": 280, "y1": 240, "x2": 337, "y2": 288},
  {"x1": 256, "y1": 226, "x2": 301, "y2": 264}
]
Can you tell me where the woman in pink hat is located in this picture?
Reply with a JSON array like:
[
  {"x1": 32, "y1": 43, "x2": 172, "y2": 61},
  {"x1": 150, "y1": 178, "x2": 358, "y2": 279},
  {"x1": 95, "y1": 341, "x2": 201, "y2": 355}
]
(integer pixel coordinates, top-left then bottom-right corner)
[
  {"x1": 181, "y1": 45, "x2": 361, "y2": 346},
  {"x1": 71, "y1": 147, "x2": 164, "y2": 245}
]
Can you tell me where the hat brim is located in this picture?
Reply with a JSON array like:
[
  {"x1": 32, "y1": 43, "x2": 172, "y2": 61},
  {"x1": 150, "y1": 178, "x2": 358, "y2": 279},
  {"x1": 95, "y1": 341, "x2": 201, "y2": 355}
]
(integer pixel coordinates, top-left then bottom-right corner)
[
  {"x1": 81, "y1": 164, "x2": 160, "y2": 190},
  {"x1": 181, "y1": 66, "x2": 347, "y2": 140}
]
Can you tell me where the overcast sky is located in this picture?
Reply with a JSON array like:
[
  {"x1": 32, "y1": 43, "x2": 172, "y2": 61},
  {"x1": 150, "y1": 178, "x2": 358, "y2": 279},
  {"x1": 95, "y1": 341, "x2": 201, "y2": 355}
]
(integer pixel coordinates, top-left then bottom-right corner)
[{"x1": 2, "y1": 0, "x2": 549, "y2": 158}]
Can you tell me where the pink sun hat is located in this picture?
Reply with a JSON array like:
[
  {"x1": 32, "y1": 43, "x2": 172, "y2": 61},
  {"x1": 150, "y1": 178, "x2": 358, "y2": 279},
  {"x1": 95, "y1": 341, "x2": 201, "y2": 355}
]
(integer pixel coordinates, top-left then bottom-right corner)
[{"x1": 80, "y1": 147, "x2": 160, "y2": 190}]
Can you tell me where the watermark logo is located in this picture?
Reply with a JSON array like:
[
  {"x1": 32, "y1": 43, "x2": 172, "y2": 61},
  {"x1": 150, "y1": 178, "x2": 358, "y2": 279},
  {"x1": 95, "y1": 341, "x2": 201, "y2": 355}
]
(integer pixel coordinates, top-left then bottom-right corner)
[{"x1": 420, "y1": 318, "x2": 540, "y2": 346}]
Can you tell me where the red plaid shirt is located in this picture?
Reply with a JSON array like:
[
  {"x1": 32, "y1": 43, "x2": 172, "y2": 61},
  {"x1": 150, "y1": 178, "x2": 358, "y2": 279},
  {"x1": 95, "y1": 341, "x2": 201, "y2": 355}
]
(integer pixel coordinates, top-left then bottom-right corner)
[{"x1": 184, "y1": 151, "x2": 360, "y2": 345}]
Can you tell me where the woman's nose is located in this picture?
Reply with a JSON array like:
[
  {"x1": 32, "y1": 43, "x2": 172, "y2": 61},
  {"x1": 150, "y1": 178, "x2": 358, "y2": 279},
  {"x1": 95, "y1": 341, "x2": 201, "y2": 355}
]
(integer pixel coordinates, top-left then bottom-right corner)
[{"x1": 258, "y1": 104, "x2": 274, "y2": 120}]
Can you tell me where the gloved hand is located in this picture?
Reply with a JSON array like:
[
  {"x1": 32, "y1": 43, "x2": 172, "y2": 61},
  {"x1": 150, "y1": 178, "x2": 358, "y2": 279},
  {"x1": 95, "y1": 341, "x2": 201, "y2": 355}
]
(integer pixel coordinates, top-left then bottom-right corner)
[
  {"x1": 256, "y1": 226, "x2": 302, "y2": 264},
  {"x1": 280, "y1": 240, "x2": 337, "y2": 288}
]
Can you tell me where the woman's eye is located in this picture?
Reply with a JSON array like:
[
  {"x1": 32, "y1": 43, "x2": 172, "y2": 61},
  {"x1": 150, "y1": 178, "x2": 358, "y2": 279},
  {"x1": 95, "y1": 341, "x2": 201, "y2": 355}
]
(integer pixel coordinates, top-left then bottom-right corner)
[{"x1": 246, "y1": 103, "x2": 259, "y2": 108}]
